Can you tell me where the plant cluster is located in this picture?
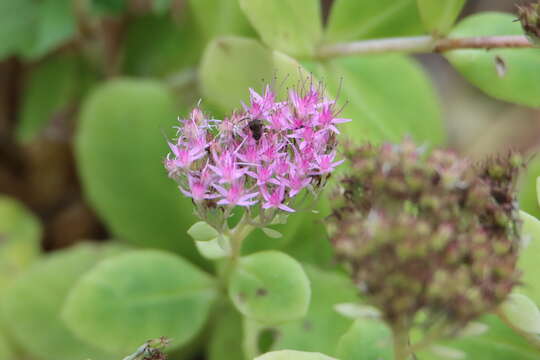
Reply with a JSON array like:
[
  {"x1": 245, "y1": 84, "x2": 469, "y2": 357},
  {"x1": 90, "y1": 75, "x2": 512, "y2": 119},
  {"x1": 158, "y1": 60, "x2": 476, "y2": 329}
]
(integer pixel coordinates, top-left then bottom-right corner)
[{"x1": 1, "y1": 1, "x2": 540, "y2": 360}]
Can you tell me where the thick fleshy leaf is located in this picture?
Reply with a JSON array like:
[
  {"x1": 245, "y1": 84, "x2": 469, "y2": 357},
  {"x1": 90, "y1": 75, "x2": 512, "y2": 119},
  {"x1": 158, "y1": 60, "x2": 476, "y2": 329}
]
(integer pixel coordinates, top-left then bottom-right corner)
[
  {"x1": 518, "y1": 211, "x2": 540, "y2": 304},
  {"x1": 1, "y1": 244, "x2": 123, "y2": 360},
  {"x1": 200, "y1": 37, "x2": 312, "y2": 112},
  {"x1": 188, "y1": 222, "x2": 220, "y2": 242},
  {"x1": 418, "y1": 315, "x2": 540, "y2": 360},
  {"x1": 255, "y1": 350, "x2": 336, "y2": 360},
  {"x1": 446, "y1": 13, "x2": 540, "y2": 107},
  {"x1": 0, "y1": 328, "x2": 14, "y2": 360},
  {"x1": 196, "y1": 236, "x2": 231, "y2": 260},
  {"x1": 17, "y1": 55, "x2": 94, "y2": 143},
  {"x1": 416, "y1": 0, "x2": 466, "y2": 35},
  {"x1": 519, "y1": 157, "x2": 540, "y2": 219},
  {"x1": 23, "y1": 0, "x2": 76, "y2": 59},
  {"x1": 229, "y1": 251, "x2": 311, "y2": 324},
  {"x1": 75, "y1": 79, "x2": 202, "y2": 263},
  {"x1": 324, "y1": 0, "x2": 424, "y2": 43},
  {"x1": 499, "y1": 293, "x2": 540, "y2": 334},
  {"x1": 311, "y1": 55, "x2": 444, "y2": 144},
  {"x1": 189, "y1": 0, "x2": 252, "y2": 39},
  {"x1": 336, "y1": 318, "x2": 393, "y2": 360},
  {"x1": 239, "y1": 0, "x2": 322, "y2": 58},
  {"x1": 0, "y1": 195, "x2": 41, "y2": 291},
  {"x1": 0, "y1": 0, "x2": 37, "y2": 60},
  {"x1": 62, "y1": 250, "x2": 217, "y2": 354},
  {"x1": 270, "y1": 265, "x2": 358, "y2": 356},
  {"x1": 123, "y1": 13, "x2": 203, "y2": 77}
]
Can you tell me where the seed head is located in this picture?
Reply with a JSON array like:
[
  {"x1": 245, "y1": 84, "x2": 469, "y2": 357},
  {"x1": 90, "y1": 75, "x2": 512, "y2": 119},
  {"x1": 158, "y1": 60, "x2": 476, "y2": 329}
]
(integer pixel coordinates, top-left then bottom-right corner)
[
  {"x1": 517, "y1": 1, "x2": 540, "y2": 45},
  {"x1": 329, "y1": 141, "x2": 522, "y2": 331}
]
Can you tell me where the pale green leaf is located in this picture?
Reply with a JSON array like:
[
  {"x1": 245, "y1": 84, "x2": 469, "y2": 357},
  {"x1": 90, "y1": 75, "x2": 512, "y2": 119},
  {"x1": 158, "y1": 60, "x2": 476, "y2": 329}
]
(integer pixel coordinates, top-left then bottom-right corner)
[
  {"x1": 334, "y1": 303, "x2": 381, "y2": 320},
  {"x1": 418, "y1": 315, "x2": 540, "y2": 360},
  {"x1": 1, "y1": 244, "x2": 122, "y2": 360},
  {"x1": 519, "y1": 159, "x2": 540, "y2": 219},
  {"x1": 255, "y1": 350, "x2": 336, "y2": 360},
  {"x1": 446, "y1": 12, "x2": 540, "y2": 107},
  {"x1": 200, "y1": 36, "x2": 311, "y2": 113},
  {"x1": 312, "y1": 55, "x2": 444, "y2": 144},
  {"x1": 229, "y1": 251, "x2": 311, "y2": 324},
  {"x1": 62, "y1": 250, "x2": 217, "y2": 354},
  {"x1": 518, "y1": 211, "x2": 540, "y2": 304},
  {"x1": 188, "y1": 221, "x2": 220, "y2": 242},
  {"x1": 239, "y1": 0, "x2": 322, "y2": 58},
  {"x1": 499, "y1": 293, "x2": 540, "y2": 334},
  {"x1": 0, "y1": 195, "x2": 41, "y2": 292},
  {"x1": 336, "y1": 318, "x2": 394, "y2": 360},
  {"x1": 75, "y1": 79, "x2": 203, "y2": 264},
  {"x1": 189, "y1": 0, "x2": 252, "y2": 39},
  {"x1": 325, "y1": 0, "x2": 424, "y2": 43},
  {"x1": 426, "y1": 345, "x2": 466, "y2": 359},
  {"x1": 195, "y1": 237, "x2": 231, "y2": 260},
  {"x1": 416, "y1": 0, "x2": 466, "y2": 35},
  {"x1": 262, "y1": 228, "x2": 283, "y2": 239},
  {"x1": 0, "y1": 327, "x2": 14, "y2": 360},
  {"x1": 270, "y1": 265, "x2": 358, "y2": 356}
]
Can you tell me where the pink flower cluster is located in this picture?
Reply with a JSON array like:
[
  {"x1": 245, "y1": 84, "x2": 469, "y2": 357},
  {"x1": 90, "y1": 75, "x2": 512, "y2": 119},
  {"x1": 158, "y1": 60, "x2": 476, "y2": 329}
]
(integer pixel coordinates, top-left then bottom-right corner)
[{"x1": 165, "y1": 84, "x2": 349, "y2": 226}]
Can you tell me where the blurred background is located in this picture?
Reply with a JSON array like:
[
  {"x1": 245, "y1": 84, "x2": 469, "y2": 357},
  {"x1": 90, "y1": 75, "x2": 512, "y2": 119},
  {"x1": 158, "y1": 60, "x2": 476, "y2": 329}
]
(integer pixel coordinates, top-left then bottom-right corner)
[{"x1": 1, "y1": 0, "x2": 538, "y2": 254}]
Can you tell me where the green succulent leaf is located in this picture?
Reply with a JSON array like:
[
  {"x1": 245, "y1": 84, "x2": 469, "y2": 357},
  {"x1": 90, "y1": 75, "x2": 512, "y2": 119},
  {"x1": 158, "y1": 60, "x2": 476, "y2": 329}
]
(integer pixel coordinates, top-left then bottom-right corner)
[
  {"x1": 270, "y1": 265, "x2": 358, "y2": 356},
  {"x1": 519, "y1": 159, "x2": 540, "y2": 218},
  {"x1": 189, "y1": 0, "x2": 253, "y2": 39},
  {"x1": 23, "y1": 0, "x2": 76, "y2": 60},
  {"x1": 418, "y1": 315, "x2": 540, "y2": 360},
  {"x1": 195, "y1": 236, "x2": 231, "y2": 260},
  {"x1": 1, "y1": 244, "x2": 123, "y2": 360},
  {"x1": 499, "y1": 293, "x2": 540, "y2": 334},
  {"x1": 0, "y1": 195, "x2": 41, "y2": 292},
  {"x1": 123, "y1": 13, "x2": 203, "y2": 77},
  {"x1": 75, "y1": 79, "x2": 203, "y2": 263},
  {"x1": 188, "y1": 222, "x2": 220, "y2": 242},
  {"x1": 336, "y1": 318, "x2": 394, "y2": 360},
  {"x1": 255, "y1": 350, "x2": 336, "y2": 360},
  {"x1": 17, "y1": 55, "x2": 95, "y2": 143},
  {"x1": 311, "y1": 55, "x2": 444, "y2": 144},
  {"x1": 0, "y1": 327, "x2": 14, "y2": 360},
  {"x1": 200, "y1": 36, "x2": 312, "y2": 112},
  {"x1": 0, "y1": 0, "x2": 37, "y2": 60},
  {"x1": 62, "y1": 250, "x2": 217, "y2": 355},
  {"x1": 518, "y1": 211, "x2": 540, "y2": 304},
  {"x1": 416, "y1": 0, "x2": 466, "y2": 35},
  {"x1": 239, "y1": 0, "x2": 322, "y2": 58},
  {"x1": 446, "y1": 12, "x2": 540, "y2": 107},
  {"x1": 324, "y1": 0, "x2": 424, "y2": 43},
  {"x1": 229, "y1": 251, "x2": 311, "y2": 324}
]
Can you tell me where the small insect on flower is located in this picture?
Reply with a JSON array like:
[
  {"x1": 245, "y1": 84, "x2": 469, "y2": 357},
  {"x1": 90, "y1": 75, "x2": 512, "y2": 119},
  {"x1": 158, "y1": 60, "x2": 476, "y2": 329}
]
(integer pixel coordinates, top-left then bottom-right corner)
[
  {"x1": 247, "y1": 118, "x2": 264, "y2": 141},
  {"x1": 164, "y1": 80, "x2": 351, "y2": 231}
]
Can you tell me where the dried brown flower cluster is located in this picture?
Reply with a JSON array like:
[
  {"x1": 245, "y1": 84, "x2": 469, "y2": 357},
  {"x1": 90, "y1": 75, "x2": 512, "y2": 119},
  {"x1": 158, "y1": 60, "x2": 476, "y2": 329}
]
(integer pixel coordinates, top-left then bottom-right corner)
[
  {"x1": 328, "y1": 141, "x2": 523, "y2": 331},
  {"x1": 517, "y1": 1, "x2": 540, "y2": 45}
]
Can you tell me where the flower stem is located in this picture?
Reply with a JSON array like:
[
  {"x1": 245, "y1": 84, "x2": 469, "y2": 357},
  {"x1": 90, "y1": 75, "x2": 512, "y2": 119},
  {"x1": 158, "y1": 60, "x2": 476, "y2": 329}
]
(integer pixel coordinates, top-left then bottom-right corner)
[
  {"x1": 392, "y1": 327, "x2": 411, "y2": 360},
  {"x1": 316, "y1": 35, "x2": 532, "y2": 59},
  {"x1": 220, "y1": 214, "x2": 255, "y2": 285},
  {"x1": 242, "y1": 317, "x2": 263, "y2": 360}
]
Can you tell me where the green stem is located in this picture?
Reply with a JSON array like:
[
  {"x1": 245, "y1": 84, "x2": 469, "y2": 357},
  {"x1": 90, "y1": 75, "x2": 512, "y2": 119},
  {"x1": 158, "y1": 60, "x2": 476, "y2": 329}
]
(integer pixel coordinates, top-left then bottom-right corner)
[
  {"x1": 242, "y1": 317, "x2": 263, "y2": 360},
  {"x1": 392, "y1": 327, "x2": 411, "y2": 360},
  {"x1": 219, "y1": 214, "x2": 255, "y2": 285},
  {"x1": 316, "y1": 35, "x2": 532, "y2": 59}
]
